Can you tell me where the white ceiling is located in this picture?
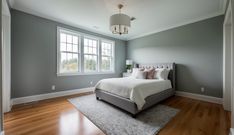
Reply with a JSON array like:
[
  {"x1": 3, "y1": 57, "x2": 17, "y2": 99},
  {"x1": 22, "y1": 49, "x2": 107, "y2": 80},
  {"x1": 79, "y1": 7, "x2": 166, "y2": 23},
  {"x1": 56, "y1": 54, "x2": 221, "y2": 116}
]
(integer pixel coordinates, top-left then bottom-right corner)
[{"x1": 8, "y1": 0, "x2": 227, "y2": 41}]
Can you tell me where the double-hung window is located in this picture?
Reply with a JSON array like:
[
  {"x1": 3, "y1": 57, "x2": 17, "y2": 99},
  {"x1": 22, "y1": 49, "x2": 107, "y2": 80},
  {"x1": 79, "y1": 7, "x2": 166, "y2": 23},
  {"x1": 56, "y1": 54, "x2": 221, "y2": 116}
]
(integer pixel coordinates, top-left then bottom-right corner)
[
  {"x1": 83, "y1": 37, "x2": 99, "y2": 72},
  {"x1": 57, "y1": 27, "x2": 115, "y2": 75},
  {"x1": 58, "y1": 28, "x2": 80, "y2": 74},
  {"x1": 101, "y1": 40, "x2": 114, "y2": 72}
]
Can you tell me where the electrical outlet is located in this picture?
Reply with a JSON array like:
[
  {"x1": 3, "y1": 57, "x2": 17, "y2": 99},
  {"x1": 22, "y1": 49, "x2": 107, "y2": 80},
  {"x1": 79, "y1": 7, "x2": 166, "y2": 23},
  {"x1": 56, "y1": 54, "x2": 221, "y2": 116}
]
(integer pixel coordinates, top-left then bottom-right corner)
[
  {"x1": 90, "y1": 81, "x2": 93, "y2": 85},
  {"x1": 201, "y1": 87, "x2": 205, "y2": 92},
  {"x1": 52, "y1": 85, "x2": 56, "y2": 90}
]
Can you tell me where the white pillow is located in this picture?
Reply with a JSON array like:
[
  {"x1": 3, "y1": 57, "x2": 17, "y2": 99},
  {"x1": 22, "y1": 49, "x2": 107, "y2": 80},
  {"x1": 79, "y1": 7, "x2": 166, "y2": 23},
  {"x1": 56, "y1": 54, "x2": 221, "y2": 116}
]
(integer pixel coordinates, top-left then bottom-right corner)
[
  {"x1": 154, "y1": 68, "x2": 171, "y2": 80},
  {"x1": 131, "y1": 68, "x2": 139, "y2": 77},
  {"x1": 154, "y1": 68, "x2": 165, "y2": 80},
  {"x1": 132, "y1": 70, "x2": 147, "y2": 79},
  {"x1": 131, "y1": 68, "x2": 144, "y2": 77}
]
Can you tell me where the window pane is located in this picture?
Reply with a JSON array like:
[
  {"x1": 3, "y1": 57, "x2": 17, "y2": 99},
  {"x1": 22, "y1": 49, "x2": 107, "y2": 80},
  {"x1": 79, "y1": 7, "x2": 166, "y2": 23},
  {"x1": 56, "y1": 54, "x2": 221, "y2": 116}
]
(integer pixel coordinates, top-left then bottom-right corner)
[
  {"x1": 61, "y1": 52, "x2": 67, "y2": 63},
  {"x1": 73, "y1": 45, "x2": 78, "y2": 52},
  {"x1": 84, "y1": 55, "x2": 97, "y2": 72},
  {"x1": 73, "y1": 36, "x2": 78, "y2": 44},
  {"x1": 84, "y1": 46, "x2": 88, "y2": 54},
  {"x1": 101, "y1": 42, "x2": 112, "y2": 56},
  {"x1": 101, "y1": 56, "x2": 111, "y2": 71},
  {"x1": 67, "y1": 35, "x2": 72, "y2": 43},
  {"x1": 60, "y1": 52, "x2": 78, "y2": 73},
  {"x1": 88, "y1": 46, "x2": 92, "y2": 54},
  {"x1": 93, "y1": 47, "x2": 97, "y2": 54},
  {"x1": 102, "y1": 49, "x2": 106, "y2": 55},
  {"x1": 93, "y1": 40, "x2": 97, "y2": 46},
  {"x1": 107, "y1": 49, "x2": 111, "y2": 56},
  {"x1": 67, "y1": 44, "x2": 72, "y2": 52},
  {"x1": 84, "y1": 37, "x2": 98, "y2": 55},
  {"x1": 67, "y1": 53, "x2": 72, "y2": 60},
  {"x1": 60, "y1": 43, "x2": 66, "y2": 51},
  {"x1": 89, "y1": 40, "x2": 92, "y2": 46},
  {"x1": 72, "y1": 54, "x2": 79, "y2": 71},
  {"x1": 107, "y1": 44, "x2": 111, "y2": 50},
  {"x1": 84, "y1": 38, "x2": 88, "y2": 45},
  {"x1": 60, "y1": 33, "x2": 66, "y2": 42}
]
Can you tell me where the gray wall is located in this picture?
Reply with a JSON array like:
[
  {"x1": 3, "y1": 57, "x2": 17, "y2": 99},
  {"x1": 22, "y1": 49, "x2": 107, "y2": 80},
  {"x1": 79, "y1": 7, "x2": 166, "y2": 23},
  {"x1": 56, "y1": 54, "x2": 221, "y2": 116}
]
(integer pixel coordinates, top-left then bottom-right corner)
[
  {"x1": 127, "y1": 16, "x2": 224, "y2": 98},
  {"x1": 11, "y1": 9, "x2": 224, "y2": 99},
  {"x1": 11, "y1": 10, "x2": 126, "y2": 98}
]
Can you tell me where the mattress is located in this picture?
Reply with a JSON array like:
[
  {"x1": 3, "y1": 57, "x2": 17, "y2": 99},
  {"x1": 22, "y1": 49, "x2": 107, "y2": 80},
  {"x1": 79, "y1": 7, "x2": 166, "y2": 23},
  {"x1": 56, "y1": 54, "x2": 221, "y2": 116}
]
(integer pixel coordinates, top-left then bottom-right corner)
[{"x1": 95, "y1": 77, "x2": 172, "y2": 110}]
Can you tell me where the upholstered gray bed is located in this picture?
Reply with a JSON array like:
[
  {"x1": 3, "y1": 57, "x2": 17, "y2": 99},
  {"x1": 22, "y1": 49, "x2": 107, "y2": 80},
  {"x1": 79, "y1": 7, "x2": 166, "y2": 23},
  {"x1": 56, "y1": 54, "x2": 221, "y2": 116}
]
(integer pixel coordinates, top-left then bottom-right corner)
[{"x1": 95, "y1": 63, "x2": 176, "y2": 117}]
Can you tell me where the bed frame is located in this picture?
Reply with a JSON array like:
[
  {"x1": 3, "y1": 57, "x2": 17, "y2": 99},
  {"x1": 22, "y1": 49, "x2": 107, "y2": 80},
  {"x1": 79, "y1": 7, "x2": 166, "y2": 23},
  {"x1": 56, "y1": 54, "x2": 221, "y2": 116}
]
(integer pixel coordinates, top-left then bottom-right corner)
[{"x1": 95, "y1": 63, "x2": 176, "y2": 117}]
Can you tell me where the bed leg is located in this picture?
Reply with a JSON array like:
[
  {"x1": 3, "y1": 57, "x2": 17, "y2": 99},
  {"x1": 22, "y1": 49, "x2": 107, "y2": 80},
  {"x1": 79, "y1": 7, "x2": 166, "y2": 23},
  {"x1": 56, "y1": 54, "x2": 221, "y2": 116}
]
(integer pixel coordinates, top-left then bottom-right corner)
[{"x1": 96, "y1": 96, "x2": 100, "y2": 100}]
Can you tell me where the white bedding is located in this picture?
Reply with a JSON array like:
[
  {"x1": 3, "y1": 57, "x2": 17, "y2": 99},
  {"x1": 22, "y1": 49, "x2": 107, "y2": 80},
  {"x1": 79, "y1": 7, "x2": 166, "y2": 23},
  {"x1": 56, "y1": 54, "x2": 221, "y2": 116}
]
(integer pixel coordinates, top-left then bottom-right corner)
[{"x1": 95, "y1": 77, "x2": 172, "y2": 110}]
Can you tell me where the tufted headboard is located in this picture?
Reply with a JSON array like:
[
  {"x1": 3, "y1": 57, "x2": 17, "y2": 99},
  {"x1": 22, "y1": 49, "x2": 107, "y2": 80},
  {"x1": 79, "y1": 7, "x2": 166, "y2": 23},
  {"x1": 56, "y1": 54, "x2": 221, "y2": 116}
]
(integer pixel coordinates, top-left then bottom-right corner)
[{"x1": 138, "y1": 63, "x2": 176, "y2": 90}]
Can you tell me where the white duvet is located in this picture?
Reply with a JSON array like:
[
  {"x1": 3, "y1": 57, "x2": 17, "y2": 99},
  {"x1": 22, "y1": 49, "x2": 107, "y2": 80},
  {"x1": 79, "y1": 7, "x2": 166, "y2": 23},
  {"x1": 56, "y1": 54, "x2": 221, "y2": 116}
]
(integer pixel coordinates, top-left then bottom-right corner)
[{"x1": 95, "y1": 77, "x2": 172, "y2": 110}]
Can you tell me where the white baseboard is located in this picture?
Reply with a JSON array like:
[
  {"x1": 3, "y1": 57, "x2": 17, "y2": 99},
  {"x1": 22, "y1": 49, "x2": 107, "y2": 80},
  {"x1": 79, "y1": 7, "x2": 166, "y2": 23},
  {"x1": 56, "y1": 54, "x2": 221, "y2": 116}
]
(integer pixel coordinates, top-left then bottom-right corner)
[
  {"x1": 175, "y1": 91, "x2": 223, "y2": 104},
  {"x1": 11, "y1": 87, "x2": 94, "y2": 105},
  {"x1": 230, "y1": 128, "x2": 234, "y2": 135},
  {"x1": 11, "y1": 89, "x2": 223, "y2": 106}
]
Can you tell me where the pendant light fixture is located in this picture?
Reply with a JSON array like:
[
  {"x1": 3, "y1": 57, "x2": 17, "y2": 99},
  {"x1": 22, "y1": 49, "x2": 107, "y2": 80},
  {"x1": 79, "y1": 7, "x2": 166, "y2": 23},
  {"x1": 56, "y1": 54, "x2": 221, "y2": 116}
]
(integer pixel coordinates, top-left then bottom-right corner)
[{"x1": 110, "y1": 4, "x2": 131, "y2": 35}]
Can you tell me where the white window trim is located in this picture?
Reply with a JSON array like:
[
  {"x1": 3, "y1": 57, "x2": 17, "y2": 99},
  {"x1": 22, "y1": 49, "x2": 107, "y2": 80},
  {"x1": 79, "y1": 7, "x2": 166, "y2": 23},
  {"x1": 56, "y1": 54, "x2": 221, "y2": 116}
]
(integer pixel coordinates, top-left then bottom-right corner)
[
  {"x1": 83, "y1": 36, "x2": 99, "y2": 73},
  {"x1": 100, "y1": 39, "x2": 115, "y2": 72},
  {"x1": 56, "y1": 27, "x2": 115, "y2": 76},
  {"x1": 57, "y1": 27, "x2": 81, "y2": 75}
]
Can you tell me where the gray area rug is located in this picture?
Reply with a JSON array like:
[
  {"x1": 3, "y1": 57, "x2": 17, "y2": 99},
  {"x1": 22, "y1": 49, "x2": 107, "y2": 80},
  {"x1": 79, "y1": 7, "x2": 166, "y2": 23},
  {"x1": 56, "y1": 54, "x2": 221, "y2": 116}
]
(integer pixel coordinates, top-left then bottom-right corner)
[{"x1": 69, "y1": 94, "x2": 179, "y2": 135}]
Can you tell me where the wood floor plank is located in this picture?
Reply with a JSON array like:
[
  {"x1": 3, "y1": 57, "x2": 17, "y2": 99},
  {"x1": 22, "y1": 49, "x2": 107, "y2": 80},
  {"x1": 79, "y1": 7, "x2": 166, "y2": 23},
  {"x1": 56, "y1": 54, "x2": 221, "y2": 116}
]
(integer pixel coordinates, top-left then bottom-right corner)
[{"x1": 4, "y1": 93, "x2": 230, "y2": 135}]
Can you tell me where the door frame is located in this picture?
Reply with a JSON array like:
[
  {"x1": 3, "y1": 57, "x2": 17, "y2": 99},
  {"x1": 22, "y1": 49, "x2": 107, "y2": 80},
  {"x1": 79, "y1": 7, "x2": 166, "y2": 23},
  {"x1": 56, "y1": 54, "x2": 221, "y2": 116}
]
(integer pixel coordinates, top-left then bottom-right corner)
[
  {"x1": 223, "y1": 1, "x2": 232, "y2": 111},
  {"x1": 2, "y1": 0, "x2": 11, "y2": 112}
]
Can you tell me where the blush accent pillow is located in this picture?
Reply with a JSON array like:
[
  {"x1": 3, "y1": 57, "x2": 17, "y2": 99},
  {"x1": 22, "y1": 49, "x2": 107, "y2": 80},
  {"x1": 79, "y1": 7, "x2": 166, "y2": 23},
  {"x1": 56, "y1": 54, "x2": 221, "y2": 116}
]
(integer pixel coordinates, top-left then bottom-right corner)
[{"x1": 145, "y1": 68, "x2": 156, "y2": 79}]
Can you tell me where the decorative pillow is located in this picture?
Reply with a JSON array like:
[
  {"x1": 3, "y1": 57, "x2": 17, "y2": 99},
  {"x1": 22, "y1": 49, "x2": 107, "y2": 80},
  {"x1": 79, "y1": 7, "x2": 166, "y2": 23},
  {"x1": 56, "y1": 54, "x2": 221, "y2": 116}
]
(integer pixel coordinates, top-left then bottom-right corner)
[
  {"x1": 145, "y1": 68, "x2": 155, "y2": 79},
  {"x1": 154, "y1": 68, "x2": 170, "y2": 80},
  {"x1": 131, "y1": 68, "x2": 144, "y2": 77},
  {"x1": 134, "y1": 70, "x2": 147, "y2": 79},
  {"x1": 131, "y1": 68, "x2": 138, "y2": 77},
  {"x1": 154, "y1": 68, "x2": 165, "y2": 80}
]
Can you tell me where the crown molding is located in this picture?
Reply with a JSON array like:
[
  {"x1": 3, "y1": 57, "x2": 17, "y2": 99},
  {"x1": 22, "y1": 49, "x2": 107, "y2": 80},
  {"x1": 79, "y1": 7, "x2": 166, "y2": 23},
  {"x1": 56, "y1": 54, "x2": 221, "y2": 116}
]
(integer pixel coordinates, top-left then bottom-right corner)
[
  {"x1": 219, "y1": 0, "x2": 228, "y2": 13},
  {"x1": 9, "y1": 0, "x2": 226, "y2": 41},
  {"x1": 3, "y1": 0, "x2": 10, "y2": 16},
  {"x1": 7, "y1": 0, "x2": 14, "y2": 8}
]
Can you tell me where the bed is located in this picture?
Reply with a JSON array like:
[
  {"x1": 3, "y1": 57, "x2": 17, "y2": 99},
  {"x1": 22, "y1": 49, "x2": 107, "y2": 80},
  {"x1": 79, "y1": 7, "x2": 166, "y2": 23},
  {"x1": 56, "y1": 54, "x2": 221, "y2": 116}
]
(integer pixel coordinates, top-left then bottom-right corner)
[{"x1": 95, "y1": 63, "x2": 176, "y2": 117}]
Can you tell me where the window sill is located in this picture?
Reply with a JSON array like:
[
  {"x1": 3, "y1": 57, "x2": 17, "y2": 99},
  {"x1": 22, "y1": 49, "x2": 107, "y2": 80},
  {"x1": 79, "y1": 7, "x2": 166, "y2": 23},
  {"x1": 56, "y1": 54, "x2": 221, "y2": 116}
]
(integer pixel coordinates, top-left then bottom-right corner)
[{"x1": 57, "y1": 72, "x2": 116, "y2": 76}]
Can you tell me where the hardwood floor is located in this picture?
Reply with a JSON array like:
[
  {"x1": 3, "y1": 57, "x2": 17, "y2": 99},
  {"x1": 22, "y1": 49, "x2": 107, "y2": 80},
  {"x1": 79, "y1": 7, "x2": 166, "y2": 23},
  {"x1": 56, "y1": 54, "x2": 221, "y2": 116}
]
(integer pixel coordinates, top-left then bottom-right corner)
[{"x1": 4, "y1": 93, "x2": 230, "y2": 135}]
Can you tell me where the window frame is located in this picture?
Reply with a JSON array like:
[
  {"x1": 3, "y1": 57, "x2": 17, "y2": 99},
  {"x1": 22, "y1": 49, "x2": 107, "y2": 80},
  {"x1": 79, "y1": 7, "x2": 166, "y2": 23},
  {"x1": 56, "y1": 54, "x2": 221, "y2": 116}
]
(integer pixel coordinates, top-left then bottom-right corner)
[
  {"x1": 82, "y1": 36, "x2": 99, "y2": 73},
  {"x1": 57, "y1": 27, "x2": 115, "y2": 76},
  {"x1": 57, "y1": 27, "x2": 82, "y2": 76},
  {"x1": 100, "y1": 39, "x2": 115, "y2": 73}
]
